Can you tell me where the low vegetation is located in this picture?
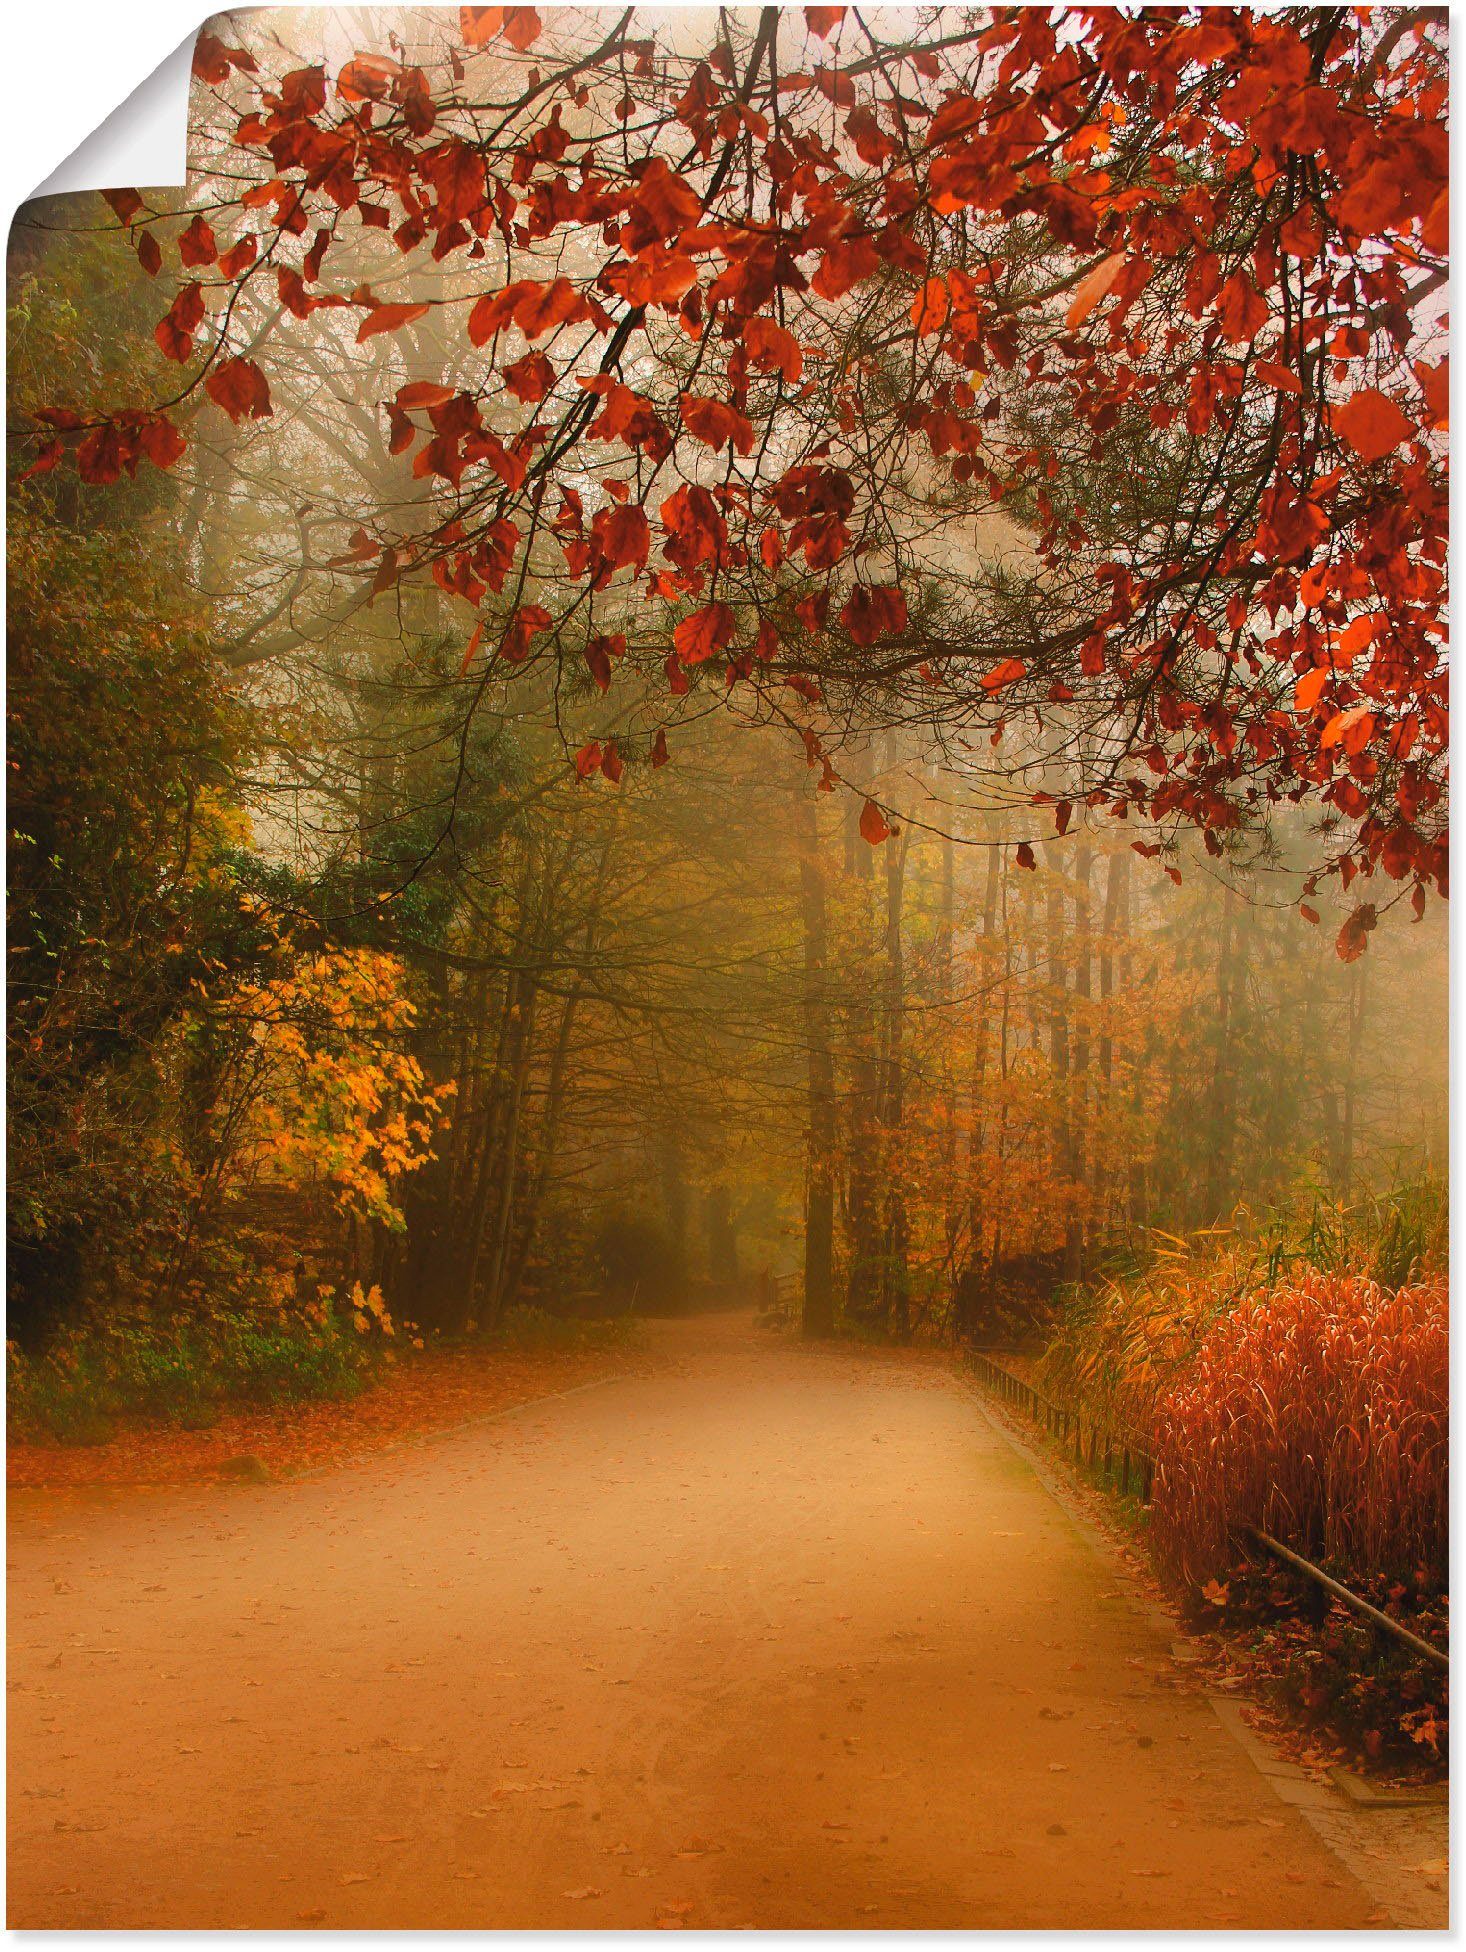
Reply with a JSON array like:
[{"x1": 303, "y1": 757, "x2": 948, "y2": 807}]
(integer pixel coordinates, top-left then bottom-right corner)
[
  {"x1": 8, "y1": 1309, "x2": 375, "y2": 1447},
  {"x1": 1033, "y1": 1185, "x2": 1448, "y2": 1771}
]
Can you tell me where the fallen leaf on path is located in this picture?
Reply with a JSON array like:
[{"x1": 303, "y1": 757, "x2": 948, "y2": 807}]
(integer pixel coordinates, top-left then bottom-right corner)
[
  {"x1": 296, "y1": 1909, "x2": 326, "y2": 1923},
  {"x1": 563, "y1": 1887, "x2": 603, "y2": 1900}
]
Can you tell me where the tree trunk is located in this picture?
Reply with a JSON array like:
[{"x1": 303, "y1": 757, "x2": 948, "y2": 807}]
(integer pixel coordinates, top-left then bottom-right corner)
[
  {"x1": 880, "y1": 826, "x2": 911, "y2": 1337},
  {"x1": 796, "y1": 794, "x2": 836, "y2": 1338}
]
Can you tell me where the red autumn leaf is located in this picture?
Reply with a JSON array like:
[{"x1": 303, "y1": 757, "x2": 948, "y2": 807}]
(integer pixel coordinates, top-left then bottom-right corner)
[
  {"x1": 744, "y1": 316, "x2": 803, "y2": 384},
  {"x1": 502, "y1": 603, "x2": 553, "y2": 663},
  {"x1": 1334, "y1": 388, "x2": 1414, "y2": 464},
  {"x1": 811, "y1": 233, "x2": 880, "y2": 301},
  {"x1": 468, "y1": 282, "x2": 534, "y2": 344},
  {"x1": 680, "y1": 395, "x2": 755, "y2": 455},
  {"x1": 178, "y1": 214, "x2": 217, "y2": 267},
  {"x1": 574, "y1": 740, "x2": 602, "y2": 778},
  {"x1": 136, "y1": 231, "x2": 162, "y2": 277},
  {"x1": 631, "y1": 157, "x2": 702, "y2": 238},
  {"x1": 154, "y1": 282, "x2": 206, "y2": 362},
  {"x1": 910, "y1": 276, "x2": 950, "y2": 337},
  {"x1": 1066, "y1": 252, "x2": 1126, "y2": 328},
  {"x1": 338, "y1": 54, "x2": 399, "y2": 102},
  {"x1": 76, "y1": 424, "x2": 127, "y2": 485},
  {"x1": 502, "y1": 7, "x2": 542, "y2": 51},
  {"x1": 1415, "y1": 357, "x2": 1448, "y2": 428},
  {"x1": 396, "y1": 381, "x2": 457, "y2": 410},
  {"x1": 191, "y1": 31, "x2": 256, "y2": 82},
  {"x1": 1014, "y1": 842, "x2": 1037, "y2": 871},
  {"x1": 19, "y1": 439, "x2": 63, "y2": 481},
  {"x1": 1256, "y1": 359, "x2": 1303, "y2": 396},
  {"x1": 859, "y1": 799, "x2": 891, "y2": 845},
  {"x1": 204, "y1": 356, "x2": 272, "y2": 422},
  {"x1": 600, "y1": 742, "x2": 624, "y2": 784},
  {"x1": 805, "y1": 5, "x2": 845, "y2": 34},
  {"x1": 583, "y1": 633, "x2": 625, "y2": 692},
  {"x1": 504, "y1": 351, "x2": 555, "y2": 403},
  {"x1": 673, "y1": 601, "x2": 736, "y2": 665},
  {"x1": 651, "y1": 728, "x2": 670, "y2": 768},
  {"x1": 217, "y1": 236, "x2": 258, "y2": 278},
  {"x1": 426, "y1": 142, "x2": 486, "y2": 225},
  {"x1": 138, "y1": 415, "x2": 187, "y2": 470},
  {"x1": 591, "y1": 503, "x2": 650, "y2": 576},
  {"x1": 513, "y1": 278, "x2": 588, "y2": 339},
  {"x1": 1336, "y1": 903, "x2": 1377, "y2": 963},
  {"x1": 101, "y1": 188, "x2": 143, "y2": 225},
  {"x1": 839, "y1": 584, "x2": 907, "y2": 645}
]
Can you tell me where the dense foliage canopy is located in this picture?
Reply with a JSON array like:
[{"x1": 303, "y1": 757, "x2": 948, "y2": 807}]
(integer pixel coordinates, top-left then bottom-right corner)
[{"x1": 25, "y1": 3, "x2": 1449, "y2": 950}]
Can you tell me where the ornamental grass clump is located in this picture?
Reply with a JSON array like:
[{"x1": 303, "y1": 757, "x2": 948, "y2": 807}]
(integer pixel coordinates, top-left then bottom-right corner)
[{"x1": 1150, "y1": 1271, "x2": 1447, "y2": 1587}]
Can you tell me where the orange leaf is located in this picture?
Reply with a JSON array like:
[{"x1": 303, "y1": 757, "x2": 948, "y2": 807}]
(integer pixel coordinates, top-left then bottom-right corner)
[
  {"x1": 1319, "y1": 703, "x2": 1374, "y2": 752},
  {"x1": 981, "y1": 656, "x2": 1026, "y2": 692},
  {"x1": 458, "y1": 623, "x2": 483, "y2": 676},
  {"x1": 1334, "y1": 388, "x2": 1413, "y2": 464},
  {"x1": 1066, "y1": 253, "x2": 1126, "y2": 328},
  {"x1": 459, "y1": 7, "x2": 503, "y2": 44},
  {"x1": 1292, "y1": 666, "x2": 1329, "y2": 713},
  {"x1": 358, "y1": 302, "x2": 430, "y2": 342},
  {"x1": 744, "y1": 317, "x2": 803, "y2": 384},
  {"x1": 859, "y1": 799, "x2": 891, "y2": 846},
  {"x1": 502, "y1": 7, "x2": 542, "y2": 51}
]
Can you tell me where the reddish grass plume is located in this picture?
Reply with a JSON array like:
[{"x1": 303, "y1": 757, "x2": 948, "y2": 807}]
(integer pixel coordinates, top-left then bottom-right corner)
[{"x1": 1150, "y1": 1271, "x2": 1447, "y2": 1587}]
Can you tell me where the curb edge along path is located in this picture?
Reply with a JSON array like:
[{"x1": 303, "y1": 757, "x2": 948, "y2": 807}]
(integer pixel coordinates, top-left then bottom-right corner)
[{"x1": 965, "y1": 1378, "x2": 1450, "y2": 1932}]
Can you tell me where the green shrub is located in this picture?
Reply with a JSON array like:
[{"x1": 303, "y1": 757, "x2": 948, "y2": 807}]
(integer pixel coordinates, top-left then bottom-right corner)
[
  {"x1": 7, "y1": 1312, "x2": 374, "y2": 1444},
  {"x1": 491, "y1": 1305, "x2": 642, "y2": 1354}
]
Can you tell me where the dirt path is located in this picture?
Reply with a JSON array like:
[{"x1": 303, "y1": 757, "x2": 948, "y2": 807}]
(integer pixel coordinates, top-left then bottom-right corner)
[{"x1": 9, "y1": 1313, "x2": 1390, "y2": 1928}]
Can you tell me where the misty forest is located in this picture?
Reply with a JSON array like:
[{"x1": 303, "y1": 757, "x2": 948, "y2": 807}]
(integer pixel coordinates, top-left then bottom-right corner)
[{"x1": 8, "y1": 5, "x2": 1448, "y2": 1931}]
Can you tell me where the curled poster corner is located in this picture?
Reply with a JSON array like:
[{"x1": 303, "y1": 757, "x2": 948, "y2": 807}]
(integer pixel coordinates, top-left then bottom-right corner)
[{"x1": 31, "y1": 29, "x2": 195, "y2": 200}]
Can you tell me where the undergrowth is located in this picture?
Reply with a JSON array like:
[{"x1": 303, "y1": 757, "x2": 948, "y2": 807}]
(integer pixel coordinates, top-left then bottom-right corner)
[
  {"x1": 490, "y1": 1305, "x2": 643, "y2": 1354},
  {"x1": 8, "y1": 1313, "x2": 375, "y2": 1445},
  {"x1": 1029, "y1": 1178, "x2": 1448, "y2": 1776}
]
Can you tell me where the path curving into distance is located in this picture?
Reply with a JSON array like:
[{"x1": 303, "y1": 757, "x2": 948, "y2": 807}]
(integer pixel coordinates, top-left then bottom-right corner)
[{"x1": 9, "y1": 1311, "x2": 1384, "y2": 1928}]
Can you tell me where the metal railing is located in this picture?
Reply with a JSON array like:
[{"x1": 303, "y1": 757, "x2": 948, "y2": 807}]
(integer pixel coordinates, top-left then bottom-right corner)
[
  {"x1": 760, "y1": 1271, "x2": 802, "y2": 1321},
  {"x1": 966, "y1": 1349, "x2": 1154, "y2": 1502},
  {"x1": 966, "y1": 1348, "x2": 1447, "y2": 1670}
]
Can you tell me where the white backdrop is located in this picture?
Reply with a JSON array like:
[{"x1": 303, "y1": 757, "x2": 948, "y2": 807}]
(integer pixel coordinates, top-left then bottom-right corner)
[{"x1": 4, "y1": 1, "x2": 202, "y2": 216}]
